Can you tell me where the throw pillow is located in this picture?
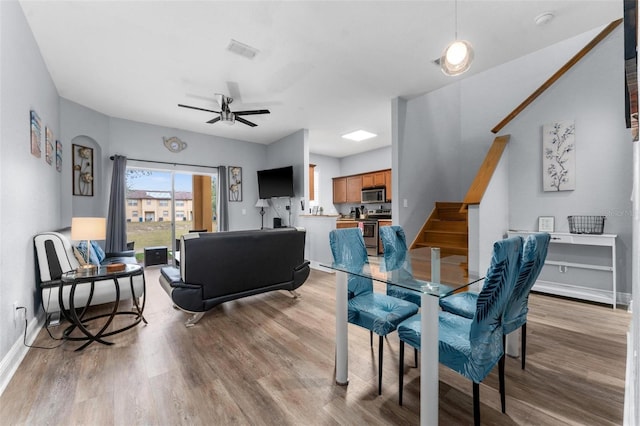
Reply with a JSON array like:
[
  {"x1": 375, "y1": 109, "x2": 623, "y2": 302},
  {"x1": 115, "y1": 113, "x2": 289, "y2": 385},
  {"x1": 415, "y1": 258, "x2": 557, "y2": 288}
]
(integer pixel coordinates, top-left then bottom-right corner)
[
  {"x1": 90, "y1": 240, "x2": 106, "y2": 263},
  {"x1": 72, "y1": 246, "x2": 87, "y2": 265},
  {"x1": 76, "y1": 241, "x2": 101, "y2": 265}
]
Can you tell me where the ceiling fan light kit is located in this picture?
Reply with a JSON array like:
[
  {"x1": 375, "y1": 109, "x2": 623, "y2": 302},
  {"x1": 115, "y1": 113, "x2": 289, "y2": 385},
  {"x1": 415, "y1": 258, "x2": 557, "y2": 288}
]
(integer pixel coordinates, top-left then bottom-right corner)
[{"x1": 178, "y1": 93, "x2": 270, "y2": 127}]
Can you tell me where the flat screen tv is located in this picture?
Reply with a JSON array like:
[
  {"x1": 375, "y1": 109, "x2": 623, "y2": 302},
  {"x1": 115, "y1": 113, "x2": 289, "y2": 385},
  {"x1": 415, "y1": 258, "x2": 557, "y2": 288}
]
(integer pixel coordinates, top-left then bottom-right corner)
[{"x1": 257, "y1": 166, "x2": 295, "y2": 199}]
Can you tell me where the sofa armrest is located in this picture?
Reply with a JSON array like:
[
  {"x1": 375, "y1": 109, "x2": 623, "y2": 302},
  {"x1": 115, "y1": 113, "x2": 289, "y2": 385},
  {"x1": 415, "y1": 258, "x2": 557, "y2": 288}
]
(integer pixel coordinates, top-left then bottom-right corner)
[{"x1": 160, "y1": 266, "x2": 200, "y2": 290}]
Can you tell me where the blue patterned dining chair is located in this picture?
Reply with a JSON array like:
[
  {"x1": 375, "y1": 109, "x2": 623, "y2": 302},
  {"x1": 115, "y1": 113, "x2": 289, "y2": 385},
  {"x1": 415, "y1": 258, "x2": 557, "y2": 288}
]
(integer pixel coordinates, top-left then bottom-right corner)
[
  {"x1": 439, "y1": 233, "x2": 550, "y2": 369},
  {"x1": 379, "y1": 225, "x2": 422, "y2": 306},
  {"x1": 397, "y1": 236, "x2": 523, "y2": 426},
  {"x1": 329, "y1": 228, "x2": 419, "y2": 395}
]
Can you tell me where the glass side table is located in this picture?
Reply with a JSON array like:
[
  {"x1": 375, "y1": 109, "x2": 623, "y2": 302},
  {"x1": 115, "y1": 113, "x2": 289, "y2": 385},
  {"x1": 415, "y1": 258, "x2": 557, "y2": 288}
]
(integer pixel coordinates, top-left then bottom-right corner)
[{"x1": 60, "y1": 263, "x2": 147, "y2": 351}]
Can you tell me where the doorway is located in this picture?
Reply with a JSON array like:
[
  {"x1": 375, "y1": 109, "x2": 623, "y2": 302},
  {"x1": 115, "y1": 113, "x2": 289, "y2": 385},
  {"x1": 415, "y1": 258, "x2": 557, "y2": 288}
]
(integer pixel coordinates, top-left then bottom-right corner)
[{"x1": 125, "y1": 167, "x2": 217, "y2": 264}]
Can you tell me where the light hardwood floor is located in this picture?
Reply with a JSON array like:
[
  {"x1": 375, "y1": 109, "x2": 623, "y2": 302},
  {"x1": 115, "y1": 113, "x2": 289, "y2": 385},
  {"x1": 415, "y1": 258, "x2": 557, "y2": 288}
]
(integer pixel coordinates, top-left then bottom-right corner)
[{"x1": 0, "y1": 267, "x2": 631, "y2": 425}]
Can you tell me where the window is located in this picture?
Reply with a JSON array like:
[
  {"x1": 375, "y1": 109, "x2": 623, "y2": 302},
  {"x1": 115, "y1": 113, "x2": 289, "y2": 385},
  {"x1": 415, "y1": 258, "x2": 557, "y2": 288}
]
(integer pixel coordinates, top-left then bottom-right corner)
[
  {"x1": 176, "y1": 201, "x2": 184, "y2": 207},
  {"x1": 127, "y1": 199, "x2": 138, "y2": 206},
  {"x1": 176, "y1": 211, "x2": 185, "y2": 219},
  {"x1": 163, "y1": 210, "x2": 169, "y2": 217},
  {"x1": 132, "y1": 211, "x2": 138, "y2": 217},
  {"x1": 159, "y1": 200, "x2": 169, "y2": 206}
]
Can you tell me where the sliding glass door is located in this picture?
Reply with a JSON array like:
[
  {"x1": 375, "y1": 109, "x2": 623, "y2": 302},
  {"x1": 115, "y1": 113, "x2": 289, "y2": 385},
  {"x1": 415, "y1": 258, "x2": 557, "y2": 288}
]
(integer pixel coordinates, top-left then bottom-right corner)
[{"x1": 125, "y1": 167, "x2": 217, "y2": 264}]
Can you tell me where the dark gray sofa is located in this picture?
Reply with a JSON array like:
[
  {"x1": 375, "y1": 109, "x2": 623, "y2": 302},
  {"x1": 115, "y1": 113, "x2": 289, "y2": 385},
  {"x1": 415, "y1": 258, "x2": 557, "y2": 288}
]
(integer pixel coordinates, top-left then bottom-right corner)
[{"x1": 159, "y1": 228, "x2": 310, "y2": 326}]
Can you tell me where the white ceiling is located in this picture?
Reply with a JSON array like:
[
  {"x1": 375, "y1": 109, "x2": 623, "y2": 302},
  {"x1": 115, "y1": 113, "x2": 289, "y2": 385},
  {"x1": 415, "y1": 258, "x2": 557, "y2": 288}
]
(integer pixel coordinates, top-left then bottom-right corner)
[{"x1": 19, "y1": 1, "x2": 622, "y2": 158}]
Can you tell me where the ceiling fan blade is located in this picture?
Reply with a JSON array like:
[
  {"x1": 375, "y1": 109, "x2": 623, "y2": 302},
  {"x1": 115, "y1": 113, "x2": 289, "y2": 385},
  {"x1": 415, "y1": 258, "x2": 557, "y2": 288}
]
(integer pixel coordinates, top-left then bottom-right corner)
[
  {"x1": 206, "y1": 116, "x2": 221, "y2": 124},
  {"x1": 234, "y1": 109, "x2": 270, "y2": 116},
  {"x1": 235, "y1": 116, "x2": 257, "y2": 127},
  {"x1": 178, "y1": 104, "x2": 220, "y2": 114}
]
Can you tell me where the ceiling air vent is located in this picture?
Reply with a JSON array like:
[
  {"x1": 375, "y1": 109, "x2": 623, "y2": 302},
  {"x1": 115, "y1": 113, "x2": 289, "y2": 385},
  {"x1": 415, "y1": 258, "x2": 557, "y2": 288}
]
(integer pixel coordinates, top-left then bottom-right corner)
[{"x1": 227, "y1": 39, "x2": 259, "y2": 59}]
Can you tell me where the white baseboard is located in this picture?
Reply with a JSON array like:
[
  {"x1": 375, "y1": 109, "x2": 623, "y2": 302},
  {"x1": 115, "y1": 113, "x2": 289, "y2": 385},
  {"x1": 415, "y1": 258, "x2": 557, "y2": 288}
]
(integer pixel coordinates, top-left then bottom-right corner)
[
  {"x1": 532, "y1": 280, "x2": 632, "y2": 308},
  {"x1": 0, "y1": 313, "x2": 44, "y2": 396}
]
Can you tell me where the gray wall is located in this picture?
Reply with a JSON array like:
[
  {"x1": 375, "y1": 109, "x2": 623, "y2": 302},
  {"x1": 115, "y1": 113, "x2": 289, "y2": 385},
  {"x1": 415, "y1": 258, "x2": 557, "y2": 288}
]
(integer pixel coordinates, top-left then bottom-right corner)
[
  {"x1": 395, "y1": 25, "x2": 633, "y2": 295},
  {"x1": 264, "y1": 129, "x2": 308, "y2": 228},
  {"x1": 339, "y1": 145, "x2": 391, "y2": 176},
  {"x1": 309, "y1": 153, "x2": 341, "y2": 215},
  {"x1": 0, "y1": 0, "x2": 62, "y2": 377}
]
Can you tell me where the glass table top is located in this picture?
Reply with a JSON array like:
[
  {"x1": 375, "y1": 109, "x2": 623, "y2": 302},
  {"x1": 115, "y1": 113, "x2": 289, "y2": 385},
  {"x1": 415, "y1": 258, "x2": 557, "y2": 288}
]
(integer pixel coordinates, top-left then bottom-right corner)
[
  {"x1": 322, "y1": 246, "x2": 482, "y2": 297},
  {"x1": 62, "y1": 263, "x2": 142, "y2": 281}
]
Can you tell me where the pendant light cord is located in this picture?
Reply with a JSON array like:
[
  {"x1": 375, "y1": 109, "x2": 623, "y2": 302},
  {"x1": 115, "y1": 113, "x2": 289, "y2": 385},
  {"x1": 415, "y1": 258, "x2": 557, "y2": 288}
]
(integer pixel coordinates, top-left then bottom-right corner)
[{"x1": 454, "y1": 0, "x2": 458, "y2": 40}]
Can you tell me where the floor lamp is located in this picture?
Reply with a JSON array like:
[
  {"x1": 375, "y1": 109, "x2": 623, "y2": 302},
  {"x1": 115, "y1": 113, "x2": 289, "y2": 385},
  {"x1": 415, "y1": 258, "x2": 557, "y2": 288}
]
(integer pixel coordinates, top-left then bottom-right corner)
[
  {"x1": 255, "y1": 199, "x2": 269, "y2": 229},
  {"x1": 71, "y1": 217, "x2": 106, "y2": 275}
]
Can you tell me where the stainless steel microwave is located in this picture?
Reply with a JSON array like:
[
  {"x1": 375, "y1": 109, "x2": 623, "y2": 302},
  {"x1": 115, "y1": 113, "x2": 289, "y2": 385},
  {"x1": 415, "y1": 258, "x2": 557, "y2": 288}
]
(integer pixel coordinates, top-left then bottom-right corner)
[{"x1": 361, "y1": 187, "x2": 385, "y2": 204}]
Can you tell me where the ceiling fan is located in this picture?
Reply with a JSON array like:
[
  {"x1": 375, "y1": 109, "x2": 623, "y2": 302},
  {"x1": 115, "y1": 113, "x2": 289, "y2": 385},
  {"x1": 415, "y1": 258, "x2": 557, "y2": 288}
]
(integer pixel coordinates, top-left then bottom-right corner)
[{"x1": 178, "y1": 93, "x2": 270, "y2": 127}]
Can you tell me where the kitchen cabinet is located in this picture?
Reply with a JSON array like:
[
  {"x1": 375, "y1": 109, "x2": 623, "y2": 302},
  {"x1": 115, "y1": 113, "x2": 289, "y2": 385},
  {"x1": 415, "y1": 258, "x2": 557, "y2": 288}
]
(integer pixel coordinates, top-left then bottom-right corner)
[
  {"x1": 336, "y1": 220, "x2": 359, "y2": 229},
  {"x1": 332, "y1": 169, "x2": 391, "y2": 204},
  {"x1": 333, "y1": 177, "x2": 347, "y2": 203},
  {"x1": 362, "y1": 171, "x2": 386, "y2": 188},
  {"x1": 384, "y1": 170, "x2": 392, "y2": 201},
  {"x1": 346, "y1": 176, "x2": 362, "y2": 203}
]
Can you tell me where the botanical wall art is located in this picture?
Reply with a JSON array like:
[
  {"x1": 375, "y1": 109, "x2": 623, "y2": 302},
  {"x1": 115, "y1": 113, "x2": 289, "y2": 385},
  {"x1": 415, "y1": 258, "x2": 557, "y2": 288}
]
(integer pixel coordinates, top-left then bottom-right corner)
[
  {"x1": 228, "y1": 166, "x2": 242, "y2": 202},
  {"x1": 30, "y1": 110, "x2": 41, "y2": 158},
  {"x1": 72, "y1": 144, "x2": 94, "y2": 196},
  {"x1": 45, "y1": 127, "x2": 53, "y2": 165},
  {"x1": 542, "y1": 120, "x2": 576, "y2": 192},
  {"x1": 56, "y1": 140, "x2": 62, "y2": 172}
]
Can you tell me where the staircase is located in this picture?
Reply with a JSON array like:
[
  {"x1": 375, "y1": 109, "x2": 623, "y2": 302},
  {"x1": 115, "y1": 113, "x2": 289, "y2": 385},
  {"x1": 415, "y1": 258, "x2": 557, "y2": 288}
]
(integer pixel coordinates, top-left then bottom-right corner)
[{"x1": 412, "y1": 202, "x2": 468, "y2": 258}]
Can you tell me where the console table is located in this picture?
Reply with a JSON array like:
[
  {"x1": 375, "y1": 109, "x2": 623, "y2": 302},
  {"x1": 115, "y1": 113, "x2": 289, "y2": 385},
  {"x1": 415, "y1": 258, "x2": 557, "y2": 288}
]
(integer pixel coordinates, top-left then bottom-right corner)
[
  {"x1": 60, "y1": 264, "x2": 147, "y2": 350},
  {"x1": 508, "y1": 231, "x2": 617, "y2": 308}
]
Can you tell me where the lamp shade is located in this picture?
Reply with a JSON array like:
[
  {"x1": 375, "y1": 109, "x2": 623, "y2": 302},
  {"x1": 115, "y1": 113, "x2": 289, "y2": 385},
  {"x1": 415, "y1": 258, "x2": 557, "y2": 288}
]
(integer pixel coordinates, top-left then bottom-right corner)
[
  {"x1": 71, "y1": 217, "x2": 107, "y2": 240},
  {"x1": 440, "y1": 39, "x2": 474, "y2": 76},
  {"x1": 255, "y1": 199, "x2": 269, "y2": 208}
]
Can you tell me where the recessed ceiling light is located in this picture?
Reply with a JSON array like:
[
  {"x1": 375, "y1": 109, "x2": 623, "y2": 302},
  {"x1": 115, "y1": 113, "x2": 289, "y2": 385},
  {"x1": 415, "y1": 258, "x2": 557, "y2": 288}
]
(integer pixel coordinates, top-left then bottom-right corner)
[
  {"x1": 227, "y1": 39, "x2": 259, "y2": 59},
  {"x1": 342, "y1": 130, "x2": 377, "y2": 142}
]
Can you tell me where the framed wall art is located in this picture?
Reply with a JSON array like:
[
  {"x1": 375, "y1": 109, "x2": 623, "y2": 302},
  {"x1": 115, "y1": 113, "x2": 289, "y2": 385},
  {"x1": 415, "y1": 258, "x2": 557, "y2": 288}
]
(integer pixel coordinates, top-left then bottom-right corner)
[
  {"x1": 228, "y1": 166, "x2": 242, "y2": 202},
  {"x1": 542, "y1": 120, "x2": 576, "y2": 192},
  {"x1": 45, "y1": 127, "x2": 54, "y2": 165},
  {"x1": 72, "y1": 144, "x2": 94, "y2": 196},
  {"x1": 538, "y1": 216, "x2": 555, "y2": 233},
  {"x1": 55, "y1": 140, "x2": 62, "y2": 172},
  {"x1": 30, "y1": 110, "x2": 41, "y2": 158}
]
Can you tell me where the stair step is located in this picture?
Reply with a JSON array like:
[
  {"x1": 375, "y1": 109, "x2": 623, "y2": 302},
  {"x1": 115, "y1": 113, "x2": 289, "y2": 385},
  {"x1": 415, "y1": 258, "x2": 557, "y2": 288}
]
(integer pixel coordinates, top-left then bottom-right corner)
[
  {"x1": 427, "y1": 219, "x2": 467, "y2": 232},
  {"x1": 423, "y1": 230, "x2": 468, "y2": 247},
  {"x1": 414, "y1": 242, "x2": 468, "y2": 256},
  {"x1": 437, "y1": 209, "x2": 467, "y2": 221}
]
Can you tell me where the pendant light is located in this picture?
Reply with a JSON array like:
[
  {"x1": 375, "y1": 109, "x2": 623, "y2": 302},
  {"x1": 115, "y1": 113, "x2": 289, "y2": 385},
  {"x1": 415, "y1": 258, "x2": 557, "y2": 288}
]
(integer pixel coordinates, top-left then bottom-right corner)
[{"x1": 440, "y1": 0, "x2": 474, "y2": 76}]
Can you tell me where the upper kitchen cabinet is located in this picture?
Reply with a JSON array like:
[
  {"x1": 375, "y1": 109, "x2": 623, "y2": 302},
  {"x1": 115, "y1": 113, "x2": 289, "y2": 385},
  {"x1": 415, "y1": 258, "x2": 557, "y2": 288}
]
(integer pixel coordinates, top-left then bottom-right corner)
[
  {"x1": 333, "y1": 177, "x2": 347, "y2": 203},
  {"x1": 362, "y1": 171, "x2": 386, "y2": 188},
  {"x1": 333, "y1": 169, "x2": 392, "y2": 204},
  {"x1": 346, "y1": 175, "x2": 362, "y2": 203},
  {"x1": 384, "y1": 170, "x2": 392, "y2": 202}
]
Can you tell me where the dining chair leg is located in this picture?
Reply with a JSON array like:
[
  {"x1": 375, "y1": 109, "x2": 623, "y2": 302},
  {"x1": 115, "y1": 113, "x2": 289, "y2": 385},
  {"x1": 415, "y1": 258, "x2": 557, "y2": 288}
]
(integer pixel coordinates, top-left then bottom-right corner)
[
  {"x1": 414, "y1": 348, "x2": 418, "y2": 368},
  {"x1": 499, "y1": 354, "x2": 506, "y2": 413},
  {"x1": 370, "y1": 330, "x2": 373, "y2": 347},
  {"x1": 378, "y1": 335, "x2": 384, "y2": 395},
  {"x1": 399, "y1": 340, "x2": 405, "y2": 405},
  {"x1": 521, "y1": 323, "x2": 527, "y2": 370},
  {"x1": 473, "y1": 382, "x2": 480, "y2": 426}
]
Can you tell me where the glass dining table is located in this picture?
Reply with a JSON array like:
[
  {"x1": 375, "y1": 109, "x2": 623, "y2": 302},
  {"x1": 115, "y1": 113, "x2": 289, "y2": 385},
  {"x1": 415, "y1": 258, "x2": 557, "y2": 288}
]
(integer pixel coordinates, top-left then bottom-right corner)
[{"x1": 322, "y1": 246, "x2": 483, "y2": 426}]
